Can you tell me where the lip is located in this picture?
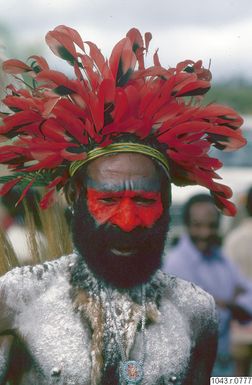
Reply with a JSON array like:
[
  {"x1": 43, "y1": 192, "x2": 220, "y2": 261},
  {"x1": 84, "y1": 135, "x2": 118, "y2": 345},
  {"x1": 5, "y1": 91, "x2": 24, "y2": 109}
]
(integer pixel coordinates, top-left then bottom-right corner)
[{"x1": 110, "y1": 248, "x2": 137, "y2": 257}]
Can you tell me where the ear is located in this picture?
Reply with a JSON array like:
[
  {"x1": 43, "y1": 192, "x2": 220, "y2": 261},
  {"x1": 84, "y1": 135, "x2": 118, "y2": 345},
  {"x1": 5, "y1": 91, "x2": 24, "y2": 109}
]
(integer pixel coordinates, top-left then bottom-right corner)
[{"x1": 64, "y1": 179, "x2": 83, "y2": 206}]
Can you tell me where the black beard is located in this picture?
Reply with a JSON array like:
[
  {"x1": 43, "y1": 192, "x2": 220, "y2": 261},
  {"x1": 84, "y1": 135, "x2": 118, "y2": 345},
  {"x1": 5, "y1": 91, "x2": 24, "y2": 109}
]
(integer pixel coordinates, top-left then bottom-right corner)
[{"x1": 71, "y1": 193, "x2": 169, "y2": 289}]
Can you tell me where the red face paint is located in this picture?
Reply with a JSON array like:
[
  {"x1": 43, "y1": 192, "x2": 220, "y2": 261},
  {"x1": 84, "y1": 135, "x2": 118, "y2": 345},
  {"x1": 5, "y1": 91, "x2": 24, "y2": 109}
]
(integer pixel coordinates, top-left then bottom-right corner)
[{"x1": 87, "y1": 188, "x2": 163, "y2": 232}]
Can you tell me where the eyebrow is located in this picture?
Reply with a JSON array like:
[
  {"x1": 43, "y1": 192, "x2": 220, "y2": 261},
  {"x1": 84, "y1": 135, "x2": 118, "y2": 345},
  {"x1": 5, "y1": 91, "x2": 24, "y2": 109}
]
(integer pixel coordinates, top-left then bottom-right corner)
[
  {"x1": 85, "y1": 176, "x2": 161, "y2": 192},
  {"x1": 87, "y1": 189, "x2": 161, "y2": 198}
]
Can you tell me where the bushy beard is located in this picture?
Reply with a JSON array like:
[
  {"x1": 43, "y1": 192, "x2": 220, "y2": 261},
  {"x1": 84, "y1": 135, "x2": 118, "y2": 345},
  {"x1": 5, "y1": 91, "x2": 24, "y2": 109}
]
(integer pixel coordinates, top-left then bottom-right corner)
[{"x1": 71, "y1": 193, "x2": 169, "y2": 289}]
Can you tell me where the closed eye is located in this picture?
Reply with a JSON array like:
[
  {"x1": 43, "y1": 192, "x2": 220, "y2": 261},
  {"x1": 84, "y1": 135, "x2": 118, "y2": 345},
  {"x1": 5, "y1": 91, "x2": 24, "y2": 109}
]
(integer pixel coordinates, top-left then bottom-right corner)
[
  {"x1": 98, "y1": 197, "x2": 120, "y2": 204},
  {"x1": 132, "y1": 197, "x2": 157, "y2": 205}
]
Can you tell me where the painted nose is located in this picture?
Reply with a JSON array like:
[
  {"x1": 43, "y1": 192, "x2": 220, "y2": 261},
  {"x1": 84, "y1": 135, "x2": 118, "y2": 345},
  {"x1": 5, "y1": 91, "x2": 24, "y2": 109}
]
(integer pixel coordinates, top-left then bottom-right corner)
[{"x1": 111, "y1": 198, "x2": 140, "y2": 232}]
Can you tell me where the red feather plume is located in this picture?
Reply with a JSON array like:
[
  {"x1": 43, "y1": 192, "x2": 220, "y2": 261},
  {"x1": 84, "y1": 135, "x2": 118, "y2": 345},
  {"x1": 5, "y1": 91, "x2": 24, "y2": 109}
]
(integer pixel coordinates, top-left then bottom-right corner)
[{"x1": 0, "y1": 25, "x2": 246, "y2": 214}]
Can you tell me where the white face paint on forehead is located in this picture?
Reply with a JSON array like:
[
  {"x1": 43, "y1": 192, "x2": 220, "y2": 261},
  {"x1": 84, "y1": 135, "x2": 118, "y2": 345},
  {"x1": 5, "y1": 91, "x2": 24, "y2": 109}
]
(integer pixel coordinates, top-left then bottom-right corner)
[{"x1": 86, "y1": 153, "x2": 162, "y2": 192}]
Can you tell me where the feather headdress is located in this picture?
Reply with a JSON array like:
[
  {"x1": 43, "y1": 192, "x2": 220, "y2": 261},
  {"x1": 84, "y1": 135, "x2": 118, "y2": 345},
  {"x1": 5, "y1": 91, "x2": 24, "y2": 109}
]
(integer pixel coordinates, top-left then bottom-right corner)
[{"x1": 0, "y1": 25, "x2": 246, "y2": 215}]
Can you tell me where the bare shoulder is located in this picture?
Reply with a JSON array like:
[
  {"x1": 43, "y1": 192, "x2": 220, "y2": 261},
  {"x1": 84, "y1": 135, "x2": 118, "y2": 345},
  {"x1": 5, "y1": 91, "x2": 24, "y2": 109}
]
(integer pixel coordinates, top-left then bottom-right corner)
[
  {"x1": 156, "y1": 270, "x2": 218, "y2": 333},
  {"x1": 0, "y1": 254, "x2": 76, "y2": 313}
]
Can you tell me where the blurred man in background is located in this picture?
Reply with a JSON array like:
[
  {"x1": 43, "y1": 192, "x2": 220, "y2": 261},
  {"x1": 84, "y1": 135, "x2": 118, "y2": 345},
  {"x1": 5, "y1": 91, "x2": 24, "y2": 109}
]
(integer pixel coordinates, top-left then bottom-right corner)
[
  {"x1": 163, "y1": 193, "x2": 252, "y2": 376},
  {"x1": 224, "y1": 186, "x2": 252, "y2": 281},
  {"x1": 223, "y1": 186, "x2": 252, "y2": 375}
]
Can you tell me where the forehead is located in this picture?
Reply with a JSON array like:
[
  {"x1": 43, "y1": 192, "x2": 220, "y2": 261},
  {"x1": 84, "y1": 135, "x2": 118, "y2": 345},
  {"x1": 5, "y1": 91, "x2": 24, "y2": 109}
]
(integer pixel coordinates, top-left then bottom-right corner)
[
  {"x1": 189, "y1": 202, "x2": 219, "y2": 223},
  {"x1": 86, "y1": 153, "x2": 161, "y2": 190}
]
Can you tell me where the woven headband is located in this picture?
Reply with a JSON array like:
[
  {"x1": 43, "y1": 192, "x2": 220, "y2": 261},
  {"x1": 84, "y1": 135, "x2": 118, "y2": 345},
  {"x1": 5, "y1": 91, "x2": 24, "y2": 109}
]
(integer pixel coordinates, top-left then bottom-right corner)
[{"x1": 69, "y1": 143, "x2": 169, "y2": 177}]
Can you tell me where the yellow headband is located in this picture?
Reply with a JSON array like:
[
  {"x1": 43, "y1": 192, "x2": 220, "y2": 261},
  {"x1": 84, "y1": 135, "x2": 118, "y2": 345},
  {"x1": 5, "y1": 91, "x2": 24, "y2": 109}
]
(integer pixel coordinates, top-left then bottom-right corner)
[{"x1": 69, "y1": 143, "x2": 169, "y2": 177}]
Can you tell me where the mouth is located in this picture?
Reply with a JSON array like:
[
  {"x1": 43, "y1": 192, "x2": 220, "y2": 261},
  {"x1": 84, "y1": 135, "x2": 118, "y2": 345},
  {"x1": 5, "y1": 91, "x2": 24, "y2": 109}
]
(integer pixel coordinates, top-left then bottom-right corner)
[
  {"x1": 110, "y1": 248, "x2": 137, "y2": 257},
  {"x1": 195, "y1": 239, "x2": 211, "y2": 251}
]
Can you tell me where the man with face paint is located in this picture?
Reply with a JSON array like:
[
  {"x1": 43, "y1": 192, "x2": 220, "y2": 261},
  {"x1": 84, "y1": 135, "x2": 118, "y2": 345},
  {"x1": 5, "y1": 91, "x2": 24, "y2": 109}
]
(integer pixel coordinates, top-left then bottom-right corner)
[
  {"x1": 72, "y1": 153, "x2": 169, "y2": 289},
  {"x1": 0, "y1": 26, "x2": 247, "y2": 385},
  {"x1": 1, "y1": 151, "x2": 219, "y2": 385}
]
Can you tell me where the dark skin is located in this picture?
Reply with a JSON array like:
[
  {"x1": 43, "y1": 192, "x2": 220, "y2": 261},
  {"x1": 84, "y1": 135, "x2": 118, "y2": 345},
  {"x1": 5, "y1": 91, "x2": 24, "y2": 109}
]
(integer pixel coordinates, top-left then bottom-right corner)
[
  {"x1": 71, "y1": 152, "x2": 170, "y2": 288},
  {"x1": 86, "y1": 152, "x2": 161, "y2": 191},
  {"x1": 85, "y1": 152, "x2": 165, "y2": 254},
  {"x1": 186, "y1": 202, "x2": 220, "y2": 255},
  {"x1": 187, "y1": 201, "x2": 252, "y2": 322}
]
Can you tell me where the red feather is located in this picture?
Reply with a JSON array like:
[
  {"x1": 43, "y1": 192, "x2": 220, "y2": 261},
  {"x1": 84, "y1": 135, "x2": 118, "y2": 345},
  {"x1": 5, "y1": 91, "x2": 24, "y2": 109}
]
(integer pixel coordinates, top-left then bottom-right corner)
[
  {"x1": 144, "y1": 32, "x2": 152, "y2": 53},
  {"x1": 132, "y1": 66, "x2": 168, "y2": 79},
  {"x1": 45, "y1": 29, "x2": 78, "y2": 62},
  {"x1": 2, "y1": 59, "x2": 32, "y2": 74},
  {"x1": 3, "y1": 95, "x2": 36, "y2": 111},
  {"x1": 85, "y1": 41, "x2": 108, "y2": 77},
  {"x1": 39, "y1": 189, "x2": 56, "y2": 209},
  {"x1": 127, "y1": 28, "x2": 144, "y2": 49},
  {"x1": 52, "y1": 107, "x2": 87, "y2": 143},
  {"x1": 36, "y1": 70, "x2": 76, "y2": 90},
  {"x1": 213, "y1": 195, "x2": 237, "y2": 216},
  {"x1": 54, "y1": 25, "x2": 85, "y2": 51},
  {"x1": 0, "y1": 177, "x2": 22, "y2": 196},
  {"x1": 98, "y1": 79, "x2": 115, "y2": 104},
  {"x1": 88, "y1": 94, "x2": 104, "y2": 132},
  {"x1": 79, "y1": 54, "x2": 100, "y2": 90},
  {"x1": 15, "y1": 178, "x2": 36, "y2": 207},
  {"x1": 153, "y1": 50, "x2": 161, "y2": 67},
  {"x1": 1, "y1": 111, "x2": 42, "y2": 134},
  {"x1": 21, "y1": 154, "x2": 63, "y2": 172},
  {"x1": 60, "y1": 149, "x2": 87, "y2": 161},
  {"x1": 109, "y1": 37, "x2": 136, "y2": 81},
  {"x1": 126, "y1": 28, "x2": 145, "y2": 70},
  {"x1": 40, "y1": 119, "x2": 70, "y2": 142},
  {"x1": 175, "y1": 80, "x2": 210, "y2": 97},
  {"x1": 124, "y1": 85, "x2": 140, "y2": 115},
  {"x1": 112, "y1": 90, "x2": 128, "y2": 122},
  {"x1": 29, "y1": 55, "x2": 50, "y2": 71}
]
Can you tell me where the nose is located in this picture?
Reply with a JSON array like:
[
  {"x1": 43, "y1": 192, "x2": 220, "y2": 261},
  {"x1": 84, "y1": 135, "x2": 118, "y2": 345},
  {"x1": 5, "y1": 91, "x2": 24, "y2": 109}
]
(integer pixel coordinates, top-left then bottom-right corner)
[{"x1": 111, "y1": 198, "x2": 140, "y2": 232}]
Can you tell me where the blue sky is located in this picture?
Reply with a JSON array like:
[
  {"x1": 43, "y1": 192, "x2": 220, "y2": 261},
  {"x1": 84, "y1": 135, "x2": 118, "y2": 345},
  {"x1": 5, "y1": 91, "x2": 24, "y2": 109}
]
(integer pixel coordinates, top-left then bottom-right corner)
[{"x1": 0, "y1": 0, "x2": 252, "y2": 82}]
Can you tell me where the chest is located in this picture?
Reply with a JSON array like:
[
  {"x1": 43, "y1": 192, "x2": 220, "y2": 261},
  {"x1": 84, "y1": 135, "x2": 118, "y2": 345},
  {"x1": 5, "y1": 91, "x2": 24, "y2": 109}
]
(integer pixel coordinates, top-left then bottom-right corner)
[{"x1": 13, "y1": 287, "x2": 193, "y2": 385}]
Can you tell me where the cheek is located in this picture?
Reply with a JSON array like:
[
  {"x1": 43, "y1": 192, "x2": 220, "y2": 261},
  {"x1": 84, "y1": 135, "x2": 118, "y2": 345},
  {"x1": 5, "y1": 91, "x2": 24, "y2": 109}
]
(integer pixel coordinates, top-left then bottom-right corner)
[
  {"x1": 87, "y1": 198, "x2": 119, "y2": 225},
  {"x1": 134, "y1": 202, "x2": 164, "y2": 227},
  {"x1": 188, "y1": 225, "x2": 200, "y2": 238}
]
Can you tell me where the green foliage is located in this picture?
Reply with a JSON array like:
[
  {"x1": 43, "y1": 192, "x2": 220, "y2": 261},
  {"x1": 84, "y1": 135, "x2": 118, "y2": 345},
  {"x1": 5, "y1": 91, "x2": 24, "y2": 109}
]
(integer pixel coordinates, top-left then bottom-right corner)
[
  {"x1": 0, "y1": 171, "x2": 53, "y2": 188},
  {"x1": 204, "y1": 79, "x2": 252, "y2": 114}
]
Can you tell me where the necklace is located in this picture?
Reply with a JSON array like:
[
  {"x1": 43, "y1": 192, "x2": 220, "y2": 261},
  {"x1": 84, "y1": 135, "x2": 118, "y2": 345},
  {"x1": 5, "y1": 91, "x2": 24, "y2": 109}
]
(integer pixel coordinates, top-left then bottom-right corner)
[{"x1": 106, "y1": 285, "x2": 147, "y2": 385}]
